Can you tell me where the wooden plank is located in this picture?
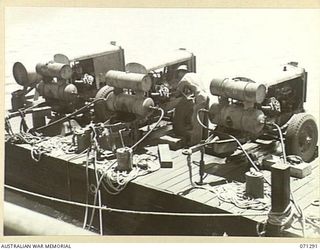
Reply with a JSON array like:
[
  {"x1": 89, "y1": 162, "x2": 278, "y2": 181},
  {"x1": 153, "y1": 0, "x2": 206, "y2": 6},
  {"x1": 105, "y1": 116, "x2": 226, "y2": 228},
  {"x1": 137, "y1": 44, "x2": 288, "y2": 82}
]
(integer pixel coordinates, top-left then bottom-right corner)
[
  {"x1": 168, "y1": 172, "x2": 226, "y2": 195},
  {"x1": 163, "y1": 165, "x2": 200, "y2": 193},
  {"x1": 303, "y1": 196, "x2": 320, "y2": 221},
  {"x1": 144, "y1": 145, "x2": 183, "y2": 160},
  {"x1": 293, "y1": 178, "x2": 318, "y2": 211},
  {"x1": 157, "y1": 153, "x2": 228, "y2": 192},
  {"x1": 291, "y1": 173, "x2": 316, "y2": 193},
  {"x1": 156, "y1": 135, "x2": 185, "y2": 150},
  {"x1": 294, "y1": 175, "x2": 317, "y2": 198},
  {"x1": 62, "y1": 156, "x2": 210, "y2": 234},
  {"x1": 181, "y1": 180, "x2": 239, "y2": 208},
  {"x1": 164, "y1": 171, "x2": 222, "y2": 195},
  {"x1": 162, "y1": 152, "x2": 231, "y2": 194},
  {"x1": 158, "y1": 144, "x2": 173, "y2": 168},
  {"x1": 290, "y1": 162, "x2": 313, "y2": 179},
  {"x1": 297, "y1": 189, "x2": 319, "y2": 212},
  {"x1": 184, "y1": 186, "x2": 218, "y2": 204},
  {"x1": 182, "y1": 182, "x2": 244, "y2": 212},
  {"x1": 205, "y1": 195, "x2": 228, "y2": 211},
  {"x1": 134, "y1": 154, "x2": 188, "y2": 185},
  {"x1": 189, "y1": 183, "x2": 236, "y2": 213},
  {"x1": 138, "y1": 141, "x2": 268, "y2": 188},
  {"x1": 183, "y1": 188, "x2": 208, "y2": 201},
  {"x1": 134, "y1": 149, "x2": 184, "y2": 183},
  {"x1": 144, "y1": 150, "x2": 191, "y2": 184}
]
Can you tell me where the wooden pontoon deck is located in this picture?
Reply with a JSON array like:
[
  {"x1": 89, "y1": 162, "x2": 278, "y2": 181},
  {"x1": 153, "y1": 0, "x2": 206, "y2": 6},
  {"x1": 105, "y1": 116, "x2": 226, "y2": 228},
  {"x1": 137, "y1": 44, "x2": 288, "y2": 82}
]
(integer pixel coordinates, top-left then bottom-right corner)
[{"x1": 5, "y1": 134, "x2": 319, "y2": 237}]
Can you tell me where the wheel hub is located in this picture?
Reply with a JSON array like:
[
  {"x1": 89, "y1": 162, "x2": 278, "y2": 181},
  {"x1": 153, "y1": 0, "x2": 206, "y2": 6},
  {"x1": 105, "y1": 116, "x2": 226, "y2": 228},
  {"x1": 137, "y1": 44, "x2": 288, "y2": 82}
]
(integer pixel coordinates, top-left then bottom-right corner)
[{"x1": 299, "y1": 125, "x2": 315, "y2": 153}]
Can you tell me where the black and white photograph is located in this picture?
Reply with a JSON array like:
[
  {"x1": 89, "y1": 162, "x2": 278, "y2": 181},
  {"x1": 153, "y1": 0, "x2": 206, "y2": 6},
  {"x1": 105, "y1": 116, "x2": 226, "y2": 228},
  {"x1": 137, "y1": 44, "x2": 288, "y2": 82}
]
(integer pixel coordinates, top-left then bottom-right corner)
[{"x1": 3, "y1": 6, "x2": 320, "y2": 239}]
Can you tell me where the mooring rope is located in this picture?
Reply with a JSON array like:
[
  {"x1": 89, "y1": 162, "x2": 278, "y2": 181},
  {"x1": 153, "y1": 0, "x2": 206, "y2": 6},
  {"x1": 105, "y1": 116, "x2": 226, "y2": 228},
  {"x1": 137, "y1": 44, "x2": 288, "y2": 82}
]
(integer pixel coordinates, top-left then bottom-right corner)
[
  {"x1": 6, "y1": 184, "x2": 319, "y2": 235},
  {"x1": 267, "y1": 204, "x2": 294, "y2": 227},
  {"x1": 5, "y1": 184, "x2": 270, "y2": 218}
]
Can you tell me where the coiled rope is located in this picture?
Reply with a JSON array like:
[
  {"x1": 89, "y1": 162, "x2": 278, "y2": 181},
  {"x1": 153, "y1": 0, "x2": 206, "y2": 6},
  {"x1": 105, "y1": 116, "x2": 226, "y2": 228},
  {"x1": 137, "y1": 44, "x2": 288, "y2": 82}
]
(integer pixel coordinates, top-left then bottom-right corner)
[
  {"x1": 98, "y1": 153, "x2": 160, "y2": 196},
  {"x1": 267, "y1": 204, "x2": 294, "y2": 227},
  {"x1": 5, "y1": 111, "x2": 43, "y2": 145},
  {"x1": 30, "y1": 136, "x2": 75, "y2": 162},
  {"x1": 213, "y1": 182, "x2": 270, "y2": 210}
]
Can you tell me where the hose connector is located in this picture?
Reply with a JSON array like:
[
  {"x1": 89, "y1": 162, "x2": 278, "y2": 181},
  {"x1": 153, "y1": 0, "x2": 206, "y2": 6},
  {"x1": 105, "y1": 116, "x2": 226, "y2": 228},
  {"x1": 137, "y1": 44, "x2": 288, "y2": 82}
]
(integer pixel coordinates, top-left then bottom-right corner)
[{"x1": 148, "y1": 106, "x2": 161, "y2": 111}]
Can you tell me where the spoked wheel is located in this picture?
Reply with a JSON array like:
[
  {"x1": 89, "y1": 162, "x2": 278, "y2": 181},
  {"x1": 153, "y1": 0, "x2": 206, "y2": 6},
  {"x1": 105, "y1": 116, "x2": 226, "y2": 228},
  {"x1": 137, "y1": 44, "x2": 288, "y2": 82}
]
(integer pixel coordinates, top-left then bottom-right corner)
[
  {"x1": 94, "y1": 85, "x2": 114, "y2": 122},
  {"x1": 285, "y1": 113, "x2": 318, "y2": 162}
]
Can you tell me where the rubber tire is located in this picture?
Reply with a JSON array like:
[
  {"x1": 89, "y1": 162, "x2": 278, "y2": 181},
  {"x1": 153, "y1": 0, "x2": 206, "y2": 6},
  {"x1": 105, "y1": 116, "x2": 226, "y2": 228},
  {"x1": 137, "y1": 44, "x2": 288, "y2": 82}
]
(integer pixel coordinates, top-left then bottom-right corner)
[
  {"x1": 94, "y1": 85, "x2": 114, "y2": 122},
  {"x1": 285, "y1": 113, "x2": 318, "y2": 162}
]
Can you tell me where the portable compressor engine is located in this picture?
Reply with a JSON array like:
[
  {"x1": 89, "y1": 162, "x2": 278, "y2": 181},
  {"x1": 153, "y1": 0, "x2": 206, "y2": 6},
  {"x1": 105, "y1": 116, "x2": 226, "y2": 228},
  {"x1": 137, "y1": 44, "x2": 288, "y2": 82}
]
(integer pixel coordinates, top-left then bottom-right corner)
[
  {"x1": 12, "y1": 57, "x2": 76, "y2": 112},
  {"x1": 203, "y1": 62, "x2": 318, "y2": 163},
  {"x1": 90, "y1": 49, "x2": 209, "y2": 152},
  {"x1": 93, "y1": 70, "x2": 157, "y2": 151},
  {"x1": 124, "y1": 48, "x2": 209, "y2": 146},
  {"x1": 10, "y1": 43, "x2": 126, "y2": 134},
  {"x1": 11, "y1": 56, "x2": 98, "y2": 137},
  {"x1": 11, "y1": 43, "x2": 125, "y2": 113}
]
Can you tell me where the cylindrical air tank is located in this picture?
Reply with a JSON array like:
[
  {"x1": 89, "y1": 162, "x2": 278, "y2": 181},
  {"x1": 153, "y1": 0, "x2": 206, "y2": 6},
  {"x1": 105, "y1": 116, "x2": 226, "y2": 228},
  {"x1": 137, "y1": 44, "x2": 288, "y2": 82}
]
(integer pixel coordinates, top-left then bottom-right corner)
[
  {"x1": 36, "y1": 82, "x2": 78, "y2": 102},
  {"x1": 105, "y1": 92, "x2": 154, "y2": 116}
]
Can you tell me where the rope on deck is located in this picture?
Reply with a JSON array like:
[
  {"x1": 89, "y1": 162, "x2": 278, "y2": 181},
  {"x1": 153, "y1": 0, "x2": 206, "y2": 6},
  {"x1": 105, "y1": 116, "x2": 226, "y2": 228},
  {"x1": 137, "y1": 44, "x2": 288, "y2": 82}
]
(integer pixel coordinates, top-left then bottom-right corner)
[{"x1": 5, "y1": 184, "x2": 270, "y2": 218}]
